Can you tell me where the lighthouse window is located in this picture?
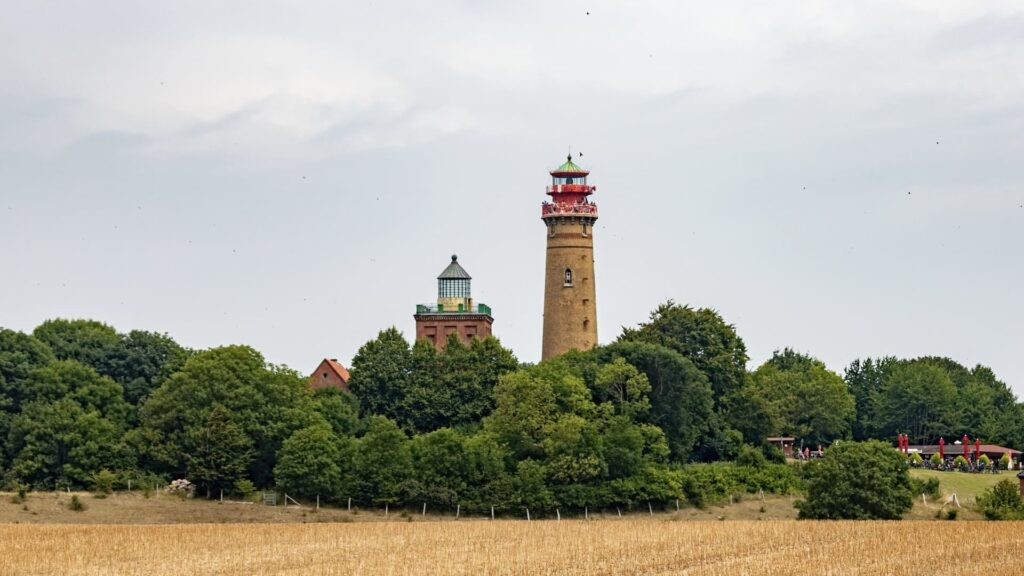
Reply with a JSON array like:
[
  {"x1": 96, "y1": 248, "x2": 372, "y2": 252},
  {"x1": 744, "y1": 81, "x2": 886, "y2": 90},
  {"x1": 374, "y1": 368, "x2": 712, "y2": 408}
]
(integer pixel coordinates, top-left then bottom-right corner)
[{"x1": 564, "y1": 268, "x2": 573, "y2": 286}]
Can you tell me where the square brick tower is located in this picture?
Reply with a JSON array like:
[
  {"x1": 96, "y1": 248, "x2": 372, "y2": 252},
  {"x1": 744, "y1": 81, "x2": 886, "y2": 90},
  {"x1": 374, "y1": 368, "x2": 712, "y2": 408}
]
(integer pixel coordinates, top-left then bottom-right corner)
[
  {"x1": 414, "y1": 255, "x2": 493, "y2": 350},
  {"x1": 541, "y1": 155, "x2": 598, "y2": 360}
]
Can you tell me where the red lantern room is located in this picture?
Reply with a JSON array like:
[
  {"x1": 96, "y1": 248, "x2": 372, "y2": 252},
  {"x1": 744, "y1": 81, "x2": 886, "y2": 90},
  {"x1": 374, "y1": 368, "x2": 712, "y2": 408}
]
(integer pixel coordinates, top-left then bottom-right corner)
[{"x1": 542, "y1": 155, "x2": 598, "y2": 219}]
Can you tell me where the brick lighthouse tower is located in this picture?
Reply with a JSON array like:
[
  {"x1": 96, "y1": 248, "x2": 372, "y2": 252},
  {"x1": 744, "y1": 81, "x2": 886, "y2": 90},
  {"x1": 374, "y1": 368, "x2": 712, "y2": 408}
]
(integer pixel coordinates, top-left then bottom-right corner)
[{"x1": 541, "y1": 155, "x2": 599, "y2": 360}]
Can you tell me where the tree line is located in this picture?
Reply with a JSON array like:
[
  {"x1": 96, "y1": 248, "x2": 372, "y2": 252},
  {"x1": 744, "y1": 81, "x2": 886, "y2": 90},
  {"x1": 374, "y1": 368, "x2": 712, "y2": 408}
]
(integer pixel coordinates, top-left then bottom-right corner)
[{"x1": 0, "y1": 302, "x2": 1020, "y2": 512}]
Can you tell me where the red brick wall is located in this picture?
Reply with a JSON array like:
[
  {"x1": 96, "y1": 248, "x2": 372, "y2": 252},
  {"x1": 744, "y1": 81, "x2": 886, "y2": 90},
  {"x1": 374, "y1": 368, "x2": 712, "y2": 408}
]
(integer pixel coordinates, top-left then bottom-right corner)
[{"x1": 415, "y1": 314, "x2": 493, "y2": 350}]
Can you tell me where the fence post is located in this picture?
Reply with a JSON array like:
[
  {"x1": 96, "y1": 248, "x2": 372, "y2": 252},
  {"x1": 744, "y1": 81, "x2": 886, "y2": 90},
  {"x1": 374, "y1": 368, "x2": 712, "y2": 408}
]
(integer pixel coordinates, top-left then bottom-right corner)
[
  {"x1": 648, "y1": 502, "x2": 653, "y2": 516},
  {"x1": 220, "y1": 489, "x2": 223, "y2": 502},
  {"x1": 385, "y1": 503, "x2": 389, "y2": 517},
  {"x1": 422, "y1": 502, "x2": 427, "y2": 516},
  {"x1": 616, "y1": 507, "x2": 621, "y2": 518},
  {"x1": 676, "y1": 499, "x2": 680, "y2": 511},
  {"x1": 556, "y1": 508, "x2": 560, "y2": 521},
  {"x1": 317, "y1": 495, "x2": 320, "y2": 510},
  {"x1": 284, "y1": 493, "x2": 288, "y2": 508},
  {"x1": 456, "y1": 504, "x2": 460, "y2": 519},
  {"x1": 585, "y1": 506, "x2": 589, "y2": 520},
  {"x1": 348, "y1": 497, "x2": 352, "y2": 512},
  {"x1": 491, "y1": 506, "x2": 495, "y2": 520},
  {"x1": 128, "y1": 480, "x2": 132, "y2": 493}
]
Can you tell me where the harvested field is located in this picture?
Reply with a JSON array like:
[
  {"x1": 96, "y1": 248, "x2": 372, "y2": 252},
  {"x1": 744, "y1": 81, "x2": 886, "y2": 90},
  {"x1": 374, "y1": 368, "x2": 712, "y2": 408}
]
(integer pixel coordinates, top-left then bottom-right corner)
[{"x1": 2, "y1": 520, "x2": 1023, "y2": 575}]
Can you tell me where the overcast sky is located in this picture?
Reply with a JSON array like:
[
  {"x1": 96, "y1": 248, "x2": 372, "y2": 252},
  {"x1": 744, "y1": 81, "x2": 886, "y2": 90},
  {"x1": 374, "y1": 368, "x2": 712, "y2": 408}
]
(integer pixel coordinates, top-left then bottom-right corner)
[{"x1": 2, "y1": 1, "x2": 1022, "y2": 394}]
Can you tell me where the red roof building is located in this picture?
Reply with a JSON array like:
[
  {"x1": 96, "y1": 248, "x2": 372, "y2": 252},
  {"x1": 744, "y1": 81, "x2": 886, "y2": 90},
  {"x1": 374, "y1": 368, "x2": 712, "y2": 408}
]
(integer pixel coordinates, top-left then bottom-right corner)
[{"x1": 309, "y1": 358, "x2": 350, "y2": 391}]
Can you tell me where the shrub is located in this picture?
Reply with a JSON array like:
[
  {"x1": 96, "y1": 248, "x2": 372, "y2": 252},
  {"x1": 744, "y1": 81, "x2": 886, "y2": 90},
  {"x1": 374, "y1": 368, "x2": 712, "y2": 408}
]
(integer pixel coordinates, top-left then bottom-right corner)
[
  {"x1": 68, "y1": 495, "x2": 86, "y2": 512},
  {"x1": 795, "y1": 440, "x2": 913, "y2": 520},
  {"x1": 91, "y1": 469, "x2": 117, "y2": 495},
  {"x1": 929, "y1": 453, "x2": 941, "y2": 467},
  {"x1": 977, "y1": 479, "x2": 1024, "y2": 520},
  {"x1": 10, "y1": 486, "x2": 27, "y2": 504},
  {"x1": 953, "y1": 455, "x2": 968, "y2": 471},
  {"x1": 763, "y1": 444, "x2": 786, "y2": 464},
  {"x1": 909, "y1": 453, "x2": 923, "y2": 465},
  {"x1": 999, "y1": 453, "x2": 1011, "y2": 470},
  {"x1": 735, "y1": 445, "x2": 767, "y2": 468},
  {"x1": 234, "y1": 479, "x2": 257, "y2": 499},
  {"x1": 909, "y1": 476, "x2": 940, "y2": 499},
  {"x1": 978, "y1": 455, "x2": 991, "y2": 468},
  {"x1": 680, "y1": 462, "x2": 803, "y2": 507}
]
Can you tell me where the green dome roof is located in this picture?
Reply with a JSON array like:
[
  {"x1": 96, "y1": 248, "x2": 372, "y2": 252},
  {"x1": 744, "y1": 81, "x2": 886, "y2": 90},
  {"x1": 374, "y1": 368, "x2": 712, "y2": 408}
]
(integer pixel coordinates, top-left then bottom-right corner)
[{"x1": 551, "y1": 155, "x2": 589, "y2": 175}]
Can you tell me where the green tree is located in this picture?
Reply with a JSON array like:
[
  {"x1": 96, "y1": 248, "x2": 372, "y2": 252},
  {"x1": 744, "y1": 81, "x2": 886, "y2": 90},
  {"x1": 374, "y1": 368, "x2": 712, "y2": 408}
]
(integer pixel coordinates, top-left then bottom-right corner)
[
  {"x1": 843, "y1": 357, "x2": 897, "y2": 440},
  {"x1": 594, "y1": 357, "x2": 651, "y2": 419},
  {"x1": 619, "y1": 301, "x2": 748, "y2": 401},
  {"x1": 137, "y1": 345, "x2": 318, "y2": 486},
  {"x1": 347, "y1": 328, "x2": 413, "y2": 421},
  {"x1": 461, "y1": 431, "x2": 514, "y2": 512},
  {"x1": 274, "y1": 423, "x2": 342, "y2": 500},
  {"x1": 722, "y1": 381, "x2": 774, "y2": 448},
  {"x1": 102, "y1": 330, "x2": 189, "y2": 405},
  {"x1": 7, "y1": 399, "x2": 129, "y2": 488},
  {"x1": 359, "y1": 333, "x2": 518, "y2": 433},
  {"x1": 746, "y1": 349, "x2": 855, "y2": 444},
  {"x1": 484, "y1": 371, "x2": 559, "y2": 460},
  {"x1": 0, "y1": 329, "x2": 57, "y2": 454},
  {"x1": 514, "y1": 459, "x2": 555, "y2": 512},
  {"x1": 347, "y1": 416, "x2": 412, "y2": 505},
  {"x1": 407, "y1": 428, "x2": 470, "y2": 507},
  {"x1": 796, "y1": 440, "x2": 913, "y2": 520},
  {"x1": 594, "y1": 341, "x2": 714, "y2": 462},
  {"x1": 20, "y1": 361, "x2": 131, "y2": 426},
  {"x1": 875, "y1": 362, "x2": 956, "y2": 443},
  {"x1": 312, "y1": 387, "x2": 360, "y2": 438},
  {"x1": 184, "y1": 405, "x2": 254, "y2": 497},
  {"x1": 0, "y1": 328, "x2": 56, "y2": 402},
  {"x1": 33, "y1": 319, "x2": 120, "y2": 372}
]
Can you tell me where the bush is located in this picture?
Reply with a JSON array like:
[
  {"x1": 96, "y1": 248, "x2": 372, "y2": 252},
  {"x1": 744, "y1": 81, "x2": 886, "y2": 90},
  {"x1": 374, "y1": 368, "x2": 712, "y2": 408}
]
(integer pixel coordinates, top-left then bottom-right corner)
[
  {"x1": 909, "y1": 453, "x2": 923, "y2": 465},
  {"x1": 91, "y1": 469, "x2": 117, "y2": 495},
  {"x1": 977, "y1": 479, "x2": 1024, "y2": 520},
  {"x1": 945, "y1": 508, "x2": 958, "y2": 520},
  {"x1": 763, "y1": 444, "x2": 786, "y2": 464},
  {"x1": 735, "y1": 445, "x2": 767, "y2": 468},
  {"x1": 68, "y1": 495, "x2": 86, "y2": 512},
  {"x1": 953, "y1": 455, "x2": 968, "y2": 471},
  {"x1": 234, "y1": 479, "x2": 257, "y2": 499},
  {"x1": 999, "y1": 453, "x2": 1011, "y2": 470},
  {"x1": 929, "y1": 453, "x2": 941, "y2": 467},
  {"x1": 680, "y1": 462, "x2": 803, "y2": 507},
  {"x1": 909, "y1": 476, "x2": 940, "y2": 499},
  {"x1": 795, "y1": 440, "x2": 913, "y2": 520}
]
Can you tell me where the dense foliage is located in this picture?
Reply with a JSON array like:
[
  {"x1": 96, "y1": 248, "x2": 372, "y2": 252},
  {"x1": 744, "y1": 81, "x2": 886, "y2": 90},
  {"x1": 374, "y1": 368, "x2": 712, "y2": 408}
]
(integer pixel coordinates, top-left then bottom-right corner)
[
  {"x1": 796, "y1": 440, "x2": 913, "y2": 520},
  {"x1": 1, "y1": 304, "x2": 1022, "y2": 518},
  {"x1": 976, "y1": 479, "x2": 1024, "y2": 520},
  {"x1": 845, "y1": 356, "x2": 1024, "y2": 446}
]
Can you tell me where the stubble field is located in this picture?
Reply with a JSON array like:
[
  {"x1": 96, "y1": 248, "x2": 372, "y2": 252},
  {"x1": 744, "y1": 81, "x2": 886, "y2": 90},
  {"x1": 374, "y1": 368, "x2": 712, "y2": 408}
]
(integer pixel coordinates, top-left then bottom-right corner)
[{"x1": 3, "y1": 519, "x2": 1024, "y2": 576}]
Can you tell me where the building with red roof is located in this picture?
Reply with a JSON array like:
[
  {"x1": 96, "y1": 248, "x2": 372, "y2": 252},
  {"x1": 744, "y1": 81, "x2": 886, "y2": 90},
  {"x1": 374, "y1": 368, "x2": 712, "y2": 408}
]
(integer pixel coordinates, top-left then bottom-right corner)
[{"x1": 309, "y1": 358, "x2": 350, "y2": 391}]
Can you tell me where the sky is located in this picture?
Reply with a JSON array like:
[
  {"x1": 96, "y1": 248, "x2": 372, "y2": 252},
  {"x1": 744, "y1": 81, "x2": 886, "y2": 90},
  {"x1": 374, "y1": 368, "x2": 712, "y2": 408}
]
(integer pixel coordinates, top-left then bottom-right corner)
[{"x1": 1, "y1": 1, "x2": 1023, "y2": 394}]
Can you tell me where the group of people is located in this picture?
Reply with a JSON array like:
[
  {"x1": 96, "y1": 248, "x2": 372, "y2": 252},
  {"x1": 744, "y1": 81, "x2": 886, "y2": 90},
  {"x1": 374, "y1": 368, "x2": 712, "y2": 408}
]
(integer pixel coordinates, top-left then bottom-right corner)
[
  {"x1": 913, "y1": 456, "x2": 1012, "y2": 473},
  {"x1": 541, "y1": 200, "x2": 597, "y2": 215}
]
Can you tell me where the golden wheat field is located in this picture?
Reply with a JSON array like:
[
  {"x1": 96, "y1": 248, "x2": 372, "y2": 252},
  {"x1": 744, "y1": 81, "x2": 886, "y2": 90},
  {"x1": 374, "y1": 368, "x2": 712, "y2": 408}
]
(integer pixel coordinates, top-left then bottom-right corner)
[{"x1": 2, "y1": 520, "x2": 1023, "y2": 576}]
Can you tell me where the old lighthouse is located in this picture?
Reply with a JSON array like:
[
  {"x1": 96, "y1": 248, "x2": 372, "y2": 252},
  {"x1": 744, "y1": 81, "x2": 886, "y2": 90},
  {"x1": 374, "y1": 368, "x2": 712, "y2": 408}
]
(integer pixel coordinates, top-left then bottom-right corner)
[{"x1": 541, "y1": 155, "x2": 599, "y2": 360}]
